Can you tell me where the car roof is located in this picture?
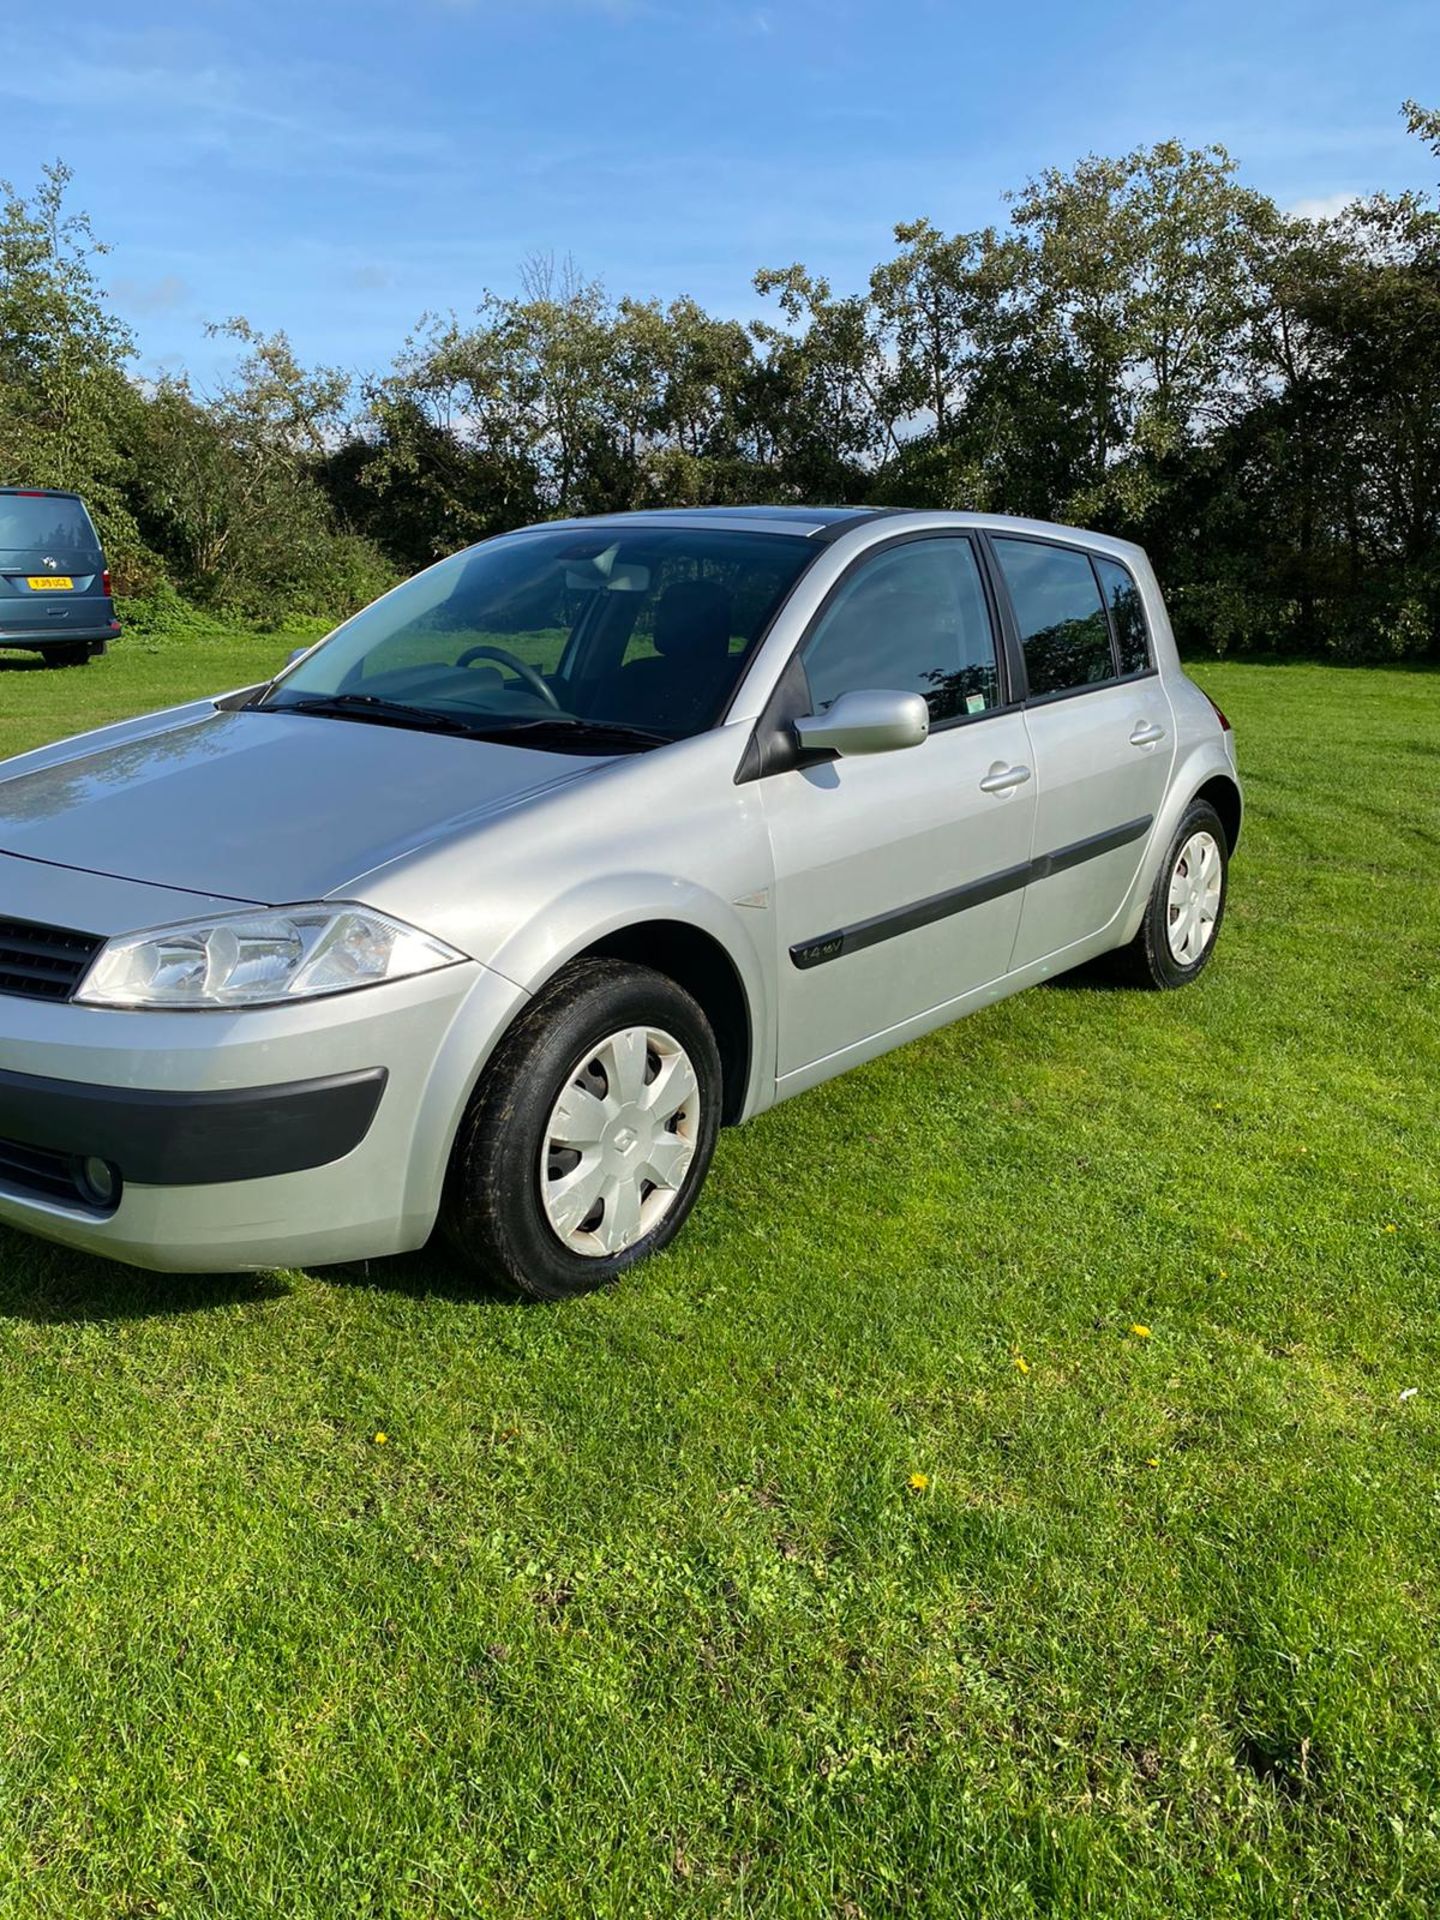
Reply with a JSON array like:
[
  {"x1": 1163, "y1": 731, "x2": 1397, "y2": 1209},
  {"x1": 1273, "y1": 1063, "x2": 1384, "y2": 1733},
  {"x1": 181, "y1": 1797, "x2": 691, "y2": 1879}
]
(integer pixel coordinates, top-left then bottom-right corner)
[
  {"x1": 530, "y1": 504, "x2": 1148, "y2": 559},
  {"x1": 534, "y1": 505, "x2": 884, "y2": 541},
  {"x1": 0, "y1": 486, "x2": 83, "y2": 499}
]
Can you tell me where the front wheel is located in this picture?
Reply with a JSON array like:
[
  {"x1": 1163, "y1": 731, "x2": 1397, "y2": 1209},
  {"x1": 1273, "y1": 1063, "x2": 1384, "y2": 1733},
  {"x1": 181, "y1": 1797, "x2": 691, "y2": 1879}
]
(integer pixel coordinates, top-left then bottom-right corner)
[
  {"x1": 1115, "y1": 799, "x2": 1230, "y2": 989},
  {"x1": 442, "y1": 958, "x2": 722, "y2": 1299}
]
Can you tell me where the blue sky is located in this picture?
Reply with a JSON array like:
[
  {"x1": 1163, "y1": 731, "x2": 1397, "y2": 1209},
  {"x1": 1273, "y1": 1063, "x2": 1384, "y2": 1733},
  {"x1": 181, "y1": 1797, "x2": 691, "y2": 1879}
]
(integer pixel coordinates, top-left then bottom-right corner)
[{"x1": 1, "y1": 0, "x2": 1435, "y2": 388}]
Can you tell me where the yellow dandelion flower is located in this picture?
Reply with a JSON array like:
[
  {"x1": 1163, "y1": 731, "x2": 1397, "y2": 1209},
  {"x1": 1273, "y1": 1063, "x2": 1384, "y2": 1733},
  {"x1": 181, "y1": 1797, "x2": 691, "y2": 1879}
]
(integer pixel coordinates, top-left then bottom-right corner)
[
  {"x1": 1384, "y1": 1224, "x2": 1397, "y2": 1234},
  {"x1": 1146, "y1": 1457, "x2": 1160, "y2": 1469},
  {"x1": 1130, "y1": 1324, "x2": 1151, "y2": 1338},
  {"x1": 908, "y1": 1472, "x2": 929, "y2": 1492},
  {"x1": 1013, "y1": 1353, "x2": 1030, "y2": 1375},
  {"x1": 373, "y1": 1431, "x2": 388, "y2": 1445}
]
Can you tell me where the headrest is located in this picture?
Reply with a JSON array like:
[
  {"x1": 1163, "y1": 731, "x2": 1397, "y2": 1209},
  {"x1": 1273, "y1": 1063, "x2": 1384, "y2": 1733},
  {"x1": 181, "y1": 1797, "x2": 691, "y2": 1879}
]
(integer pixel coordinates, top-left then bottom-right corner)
[{"x1": 653, "y1": 579, "x2": 733, "y2": 660}]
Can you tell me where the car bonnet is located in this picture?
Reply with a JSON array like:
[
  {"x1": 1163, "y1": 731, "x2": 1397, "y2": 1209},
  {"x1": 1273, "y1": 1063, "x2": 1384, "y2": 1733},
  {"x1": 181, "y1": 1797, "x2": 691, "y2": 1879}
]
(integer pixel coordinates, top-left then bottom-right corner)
[{"x1": 0, "y1": 706, "x2": 608, "y2": 904}]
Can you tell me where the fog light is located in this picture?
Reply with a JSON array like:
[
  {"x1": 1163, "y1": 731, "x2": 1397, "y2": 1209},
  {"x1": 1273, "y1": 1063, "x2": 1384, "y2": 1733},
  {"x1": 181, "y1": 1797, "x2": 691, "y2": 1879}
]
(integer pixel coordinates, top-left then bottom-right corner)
[{"x1": 77, "y1": 1156, "x2": 121, "y2": 1209}]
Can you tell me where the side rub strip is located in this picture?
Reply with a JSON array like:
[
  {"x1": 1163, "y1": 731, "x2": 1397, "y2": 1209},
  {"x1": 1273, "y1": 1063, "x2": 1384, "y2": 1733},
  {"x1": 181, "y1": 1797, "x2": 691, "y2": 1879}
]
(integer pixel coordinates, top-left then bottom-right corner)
[{"x1": 790, "y1": 816, "x2": 1153, "y2": 970}]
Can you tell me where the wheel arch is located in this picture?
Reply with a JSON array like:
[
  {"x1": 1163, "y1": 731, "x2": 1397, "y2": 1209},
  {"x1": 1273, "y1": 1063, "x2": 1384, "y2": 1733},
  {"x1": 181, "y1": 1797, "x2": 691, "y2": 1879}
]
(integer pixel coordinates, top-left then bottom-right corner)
[
  {"x1": 1116, "y1": 749, "x2": 1242, "y2": 947},
  {"x1": 1193, "y1": 772, "x2": 1242, "y2": 854},
  {"x1": 570, "y1": 920, "x2": 753, "y2": 1127}
]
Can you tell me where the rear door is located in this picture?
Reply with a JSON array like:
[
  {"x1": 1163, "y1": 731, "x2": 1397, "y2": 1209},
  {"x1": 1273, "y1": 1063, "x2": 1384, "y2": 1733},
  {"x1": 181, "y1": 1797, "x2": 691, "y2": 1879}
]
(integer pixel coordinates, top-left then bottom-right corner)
[
  {"x1": 759, "y1": 533, "x2": 1037, "y2": 1081},
  {"x1": 987, "y1": 535, "x2": 1176, "y2": 968},
  {"x1": 0, "y1": 491, "x2": 107, "y2": 638}
]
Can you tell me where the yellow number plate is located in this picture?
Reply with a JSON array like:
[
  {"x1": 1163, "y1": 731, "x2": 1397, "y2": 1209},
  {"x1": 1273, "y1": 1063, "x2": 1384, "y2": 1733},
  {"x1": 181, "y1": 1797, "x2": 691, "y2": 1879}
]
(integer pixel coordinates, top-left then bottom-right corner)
[{"x1": 27, "y1": 576, "x2": 73, "y2": 590}]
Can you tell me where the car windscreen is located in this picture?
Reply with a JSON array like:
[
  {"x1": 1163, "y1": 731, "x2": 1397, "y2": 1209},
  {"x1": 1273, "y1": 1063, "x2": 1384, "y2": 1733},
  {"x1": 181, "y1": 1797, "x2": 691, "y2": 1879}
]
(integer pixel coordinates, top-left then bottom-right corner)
[
  {"x1": 262, "y1": 525, "x2": 818, "y2": 748},
  {"x1": 0, "y1": 494, "x2": 100, "y2": 553}
]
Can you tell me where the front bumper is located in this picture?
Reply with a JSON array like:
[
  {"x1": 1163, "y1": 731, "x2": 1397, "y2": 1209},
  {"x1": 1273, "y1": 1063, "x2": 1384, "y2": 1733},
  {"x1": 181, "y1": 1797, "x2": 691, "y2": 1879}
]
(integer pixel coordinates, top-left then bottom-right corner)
[
  {"x1": 0, "y1": 1063, "x2": 388, "y2": 1192},
  {"x1": 0, "y1": 959, "x2": 529, "y2": 1272}
]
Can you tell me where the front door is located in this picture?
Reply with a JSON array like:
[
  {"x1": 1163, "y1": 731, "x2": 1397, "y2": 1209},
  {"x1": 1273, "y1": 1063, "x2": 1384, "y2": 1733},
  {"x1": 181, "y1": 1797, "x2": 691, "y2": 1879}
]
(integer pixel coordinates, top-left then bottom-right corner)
[{"x1": 759, "y1": 535, "x2": 1037, "y2": 1081}]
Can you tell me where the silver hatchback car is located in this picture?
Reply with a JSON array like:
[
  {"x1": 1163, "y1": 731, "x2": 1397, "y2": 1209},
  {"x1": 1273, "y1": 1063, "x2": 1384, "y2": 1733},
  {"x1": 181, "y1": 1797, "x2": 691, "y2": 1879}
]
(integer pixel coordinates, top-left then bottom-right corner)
[{"x1": 0, "y1": 508, "x2": 1239, "y2": 1297}]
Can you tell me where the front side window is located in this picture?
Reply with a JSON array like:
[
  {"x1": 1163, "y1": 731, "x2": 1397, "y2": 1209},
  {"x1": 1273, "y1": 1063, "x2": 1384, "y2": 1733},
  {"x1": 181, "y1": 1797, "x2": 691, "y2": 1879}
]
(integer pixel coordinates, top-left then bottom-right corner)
[
  {"x1": 263, "y1": 526, "x2": 816, "y2": 750},
  {"x1": 993, "y1": 538, "x2": 1114, "y2": 699},
  {"x1": 801, "y1": 537, "x2": 1001, "y2": 726},
  {"x1": 1095, "y1": 557, "x2": 1151, "y2": 675}
]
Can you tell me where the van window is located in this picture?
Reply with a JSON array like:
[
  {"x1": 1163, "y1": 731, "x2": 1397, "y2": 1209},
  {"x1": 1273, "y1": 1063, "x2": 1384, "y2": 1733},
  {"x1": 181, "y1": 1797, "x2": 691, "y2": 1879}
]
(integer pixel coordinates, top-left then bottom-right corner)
[{"x1": 0, "y1": 495, "x2": 100, "y2": 553}]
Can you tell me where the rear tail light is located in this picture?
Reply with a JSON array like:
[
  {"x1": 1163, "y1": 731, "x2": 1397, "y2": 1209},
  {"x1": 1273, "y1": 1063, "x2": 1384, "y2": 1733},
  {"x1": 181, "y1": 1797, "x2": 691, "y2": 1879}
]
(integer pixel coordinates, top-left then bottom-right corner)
[
  {"x1": 101, "y1": 568, "x2": 111, "y2": 595},
  {"x1": 1204, "y1": 692, "x2": 1232, "y2": 732}
]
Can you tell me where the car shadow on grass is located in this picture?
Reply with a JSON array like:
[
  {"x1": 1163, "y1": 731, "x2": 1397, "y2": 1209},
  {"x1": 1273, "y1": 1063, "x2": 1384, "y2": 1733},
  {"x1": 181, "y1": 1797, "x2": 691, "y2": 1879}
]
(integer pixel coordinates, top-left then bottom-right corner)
[
  {"x1": 0, "y1": 1224, "x2": 289, "y2": 1323},
  {"x1": 1038, "y1": 956, "x2": 1133, "y2": 993},
  {"x1": 318, "y1": 1243, "x2": 524, "y2": 1308},
  {"x1": 0, "y1": 1224, "x2": 522, "y2": 1322}
]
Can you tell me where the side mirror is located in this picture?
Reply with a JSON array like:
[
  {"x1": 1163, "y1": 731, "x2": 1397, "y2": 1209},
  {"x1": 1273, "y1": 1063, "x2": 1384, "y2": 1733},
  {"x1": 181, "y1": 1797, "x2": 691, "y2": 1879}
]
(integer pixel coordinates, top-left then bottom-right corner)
[
  {"x1": 793, "y1": 688, "x2": 930, "y2": 758},
  {"x1": 286, "y1": 645, "x2": 312, "y2": 668}
]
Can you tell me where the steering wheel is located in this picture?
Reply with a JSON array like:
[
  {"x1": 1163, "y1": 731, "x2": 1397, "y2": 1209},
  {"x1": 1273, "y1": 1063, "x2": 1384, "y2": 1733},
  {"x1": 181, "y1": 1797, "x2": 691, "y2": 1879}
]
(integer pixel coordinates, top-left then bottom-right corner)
[{"x1": 455, "y1": 644, "x2": 561, "y2": 710}]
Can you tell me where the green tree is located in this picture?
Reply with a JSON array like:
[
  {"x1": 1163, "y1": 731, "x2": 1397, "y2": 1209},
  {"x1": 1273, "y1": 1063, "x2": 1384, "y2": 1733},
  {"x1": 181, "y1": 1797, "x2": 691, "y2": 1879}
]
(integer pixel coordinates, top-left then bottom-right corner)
[
  {"x1": 8, "y1": 115, "x2": 1439, "y2": 661},
  {"x1": 751, "y1": 263, "x2": 899, "y2": 496},
  {"x1": 1007, "y1": 140, "x2": 1269, "y2": 520},
  {"x1": 630, "y1": 296, "x2": 770, "y2": 504},
  {"x1": 130, "y1": 321, "x2": 388, "y2": 617},
  {"x1": 1150, "y1": 107, "x2": 1440, "y2": 660},
  {"x1": 869, "y1": 219, "x2": 999, "y2": 440},
  {"x1": 0, "y1": 162, "x2": 147, "y2": 580}
]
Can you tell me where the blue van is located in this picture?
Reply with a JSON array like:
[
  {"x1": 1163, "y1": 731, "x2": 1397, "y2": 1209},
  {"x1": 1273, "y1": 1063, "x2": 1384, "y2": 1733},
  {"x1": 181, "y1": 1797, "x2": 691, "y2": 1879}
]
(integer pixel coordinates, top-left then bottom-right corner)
[{"x1": 0, "y1": 488, "x2": 120, "y2": 667}]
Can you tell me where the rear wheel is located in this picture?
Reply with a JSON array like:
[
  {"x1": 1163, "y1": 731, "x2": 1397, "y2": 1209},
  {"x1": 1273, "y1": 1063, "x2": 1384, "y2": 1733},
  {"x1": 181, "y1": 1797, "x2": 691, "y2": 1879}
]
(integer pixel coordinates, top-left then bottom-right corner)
[
  {"x1": 442, "y1": 958, "x2": 722, "y2": 1299},
  {"x1": 1115, "y1": 799, "x2": 1229, "y2": 989},
  {"x1": 42, "y1": 643, "x2": 97, "y2": 669}
]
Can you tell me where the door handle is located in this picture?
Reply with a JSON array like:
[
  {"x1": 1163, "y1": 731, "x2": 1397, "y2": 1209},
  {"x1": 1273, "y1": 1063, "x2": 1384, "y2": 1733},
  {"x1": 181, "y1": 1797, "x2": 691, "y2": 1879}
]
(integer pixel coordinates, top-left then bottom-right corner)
[
  {"x1": 979, "y1": 762, "x2": 1032, "y2": 795},
  {"x1": 1129, "y1": 721, "x2": 1166, "y2": 747}
]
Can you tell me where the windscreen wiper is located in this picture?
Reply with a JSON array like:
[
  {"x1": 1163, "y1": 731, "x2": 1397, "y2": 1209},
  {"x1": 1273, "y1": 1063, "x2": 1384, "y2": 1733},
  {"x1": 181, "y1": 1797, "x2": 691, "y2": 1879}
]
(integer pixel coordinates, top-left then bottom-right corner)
[
  {"x1": 471, "y1": 716, "x2": 676, "y2": 752},
  {"x1": 263, "y1": 696, "x2": 674, "y2": 754},
  {"x1": 264, "y1": 693, "x2": 484, "y2": 737}
]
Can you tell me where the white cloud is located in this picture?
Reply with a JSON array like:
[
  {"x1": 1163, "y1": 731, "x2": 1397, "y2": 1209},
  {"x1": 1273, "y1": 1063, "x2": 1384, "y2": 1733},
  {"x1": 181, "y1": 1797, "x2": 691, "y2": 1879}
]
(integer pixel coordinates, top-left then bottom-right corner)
[{"x1": 1286, "y1": 191, "x2": 1359, "y2": 221}]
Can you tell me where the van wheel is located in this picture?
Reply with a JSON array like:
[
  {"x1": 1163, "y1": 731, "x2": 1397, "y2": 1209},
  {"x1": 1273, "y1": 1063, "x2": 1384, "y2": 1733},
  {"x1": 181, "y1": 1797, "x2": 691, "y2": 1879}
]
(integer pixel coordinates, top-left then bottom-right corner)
[
  {"x1": 442, "y1": 958, "x2": 722, "y2": 1300},
  {"x1": 1115, "y1": 799, "x2": 1229, "y2": 989},
  {"x1": 43, "y1": 644, "x2": 95, "y2": 669}
]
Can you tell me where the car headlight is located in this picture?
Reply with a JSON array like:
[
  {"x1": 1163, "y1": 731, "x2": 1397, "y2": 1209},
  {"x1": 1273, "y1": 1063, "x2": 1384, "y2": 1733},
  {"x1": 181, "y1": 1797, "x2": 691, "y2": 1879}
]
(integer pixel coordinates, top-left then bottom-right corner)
[{"x1": 75, "y1": 904, "x2": 465, "y2": 1010}]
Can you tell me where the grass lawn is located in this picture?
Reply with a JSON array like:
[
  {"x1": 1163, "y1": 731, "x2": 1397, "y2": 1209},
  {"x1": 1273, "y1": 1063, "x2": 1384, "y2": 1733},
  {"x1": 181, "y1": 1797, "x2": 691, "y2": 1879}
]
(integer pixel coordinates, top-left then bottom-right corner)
[{"x1": 0, "y1": 637, "x2": 1437, "y2": 1917}]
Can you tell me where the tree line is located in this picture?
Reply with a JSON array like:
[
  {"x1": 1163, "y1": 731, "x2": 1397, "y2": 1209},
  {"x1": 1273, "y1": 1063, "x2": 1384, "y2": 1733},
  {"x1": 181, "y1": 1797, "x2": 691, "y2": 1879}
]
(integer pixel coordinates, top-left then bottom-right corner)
[{"x1": 2, "y1": 104, "x2": 1438, "y2": 660}]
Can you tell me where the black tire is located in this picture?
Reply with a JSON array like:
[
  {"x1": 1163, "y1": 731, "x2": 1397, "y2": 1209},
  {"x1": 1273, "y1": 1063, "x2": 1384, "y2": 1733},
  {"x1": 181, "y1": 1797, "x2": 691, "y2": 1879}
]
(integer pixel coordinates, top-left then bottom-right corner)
[
  {"x1": 1114, "y1": 799, "x2": 1230, "y2": 989},
  {"x1": 42, "y1": 644, "x2": 96, "y2": 669},
  {"x1": 441, "y1": 958, "x2": 722, "y2": 1300}
]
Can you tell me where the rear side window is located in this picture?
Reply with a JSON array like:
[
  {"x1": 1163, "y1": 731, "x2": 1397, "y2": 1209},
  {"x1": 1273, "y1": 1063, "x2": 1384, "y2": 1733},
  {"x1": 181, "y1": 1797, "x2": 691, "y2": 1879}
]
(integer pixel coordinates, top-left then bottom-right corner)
[
  {"x1": 1095, "y1": 558, "x2": 1150, "y2": 675},
  {"x1": 802, "y1": 537, "x2": 1001, "y2": 725},
  {"x1": 0, "y1": 494, "x2": 99, "y2": 552},
  {"x1": 993, "y1": 537, "x2": 1114, "y2": 698}
]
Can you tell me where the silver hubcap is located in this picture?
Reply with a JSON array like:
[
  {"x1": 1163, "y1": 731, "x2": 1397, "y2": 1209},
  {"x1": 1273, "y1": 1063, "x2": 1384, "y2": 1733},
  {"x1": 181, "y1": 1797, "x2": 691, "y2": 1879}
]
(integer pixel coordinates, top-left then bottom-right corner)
[
  {"x1": 1166, "y1": 830, "x2": 1222, "y2": 965},
  {"x1": 540, "y1": 1025, "x2": 700, "y2": 1258}
]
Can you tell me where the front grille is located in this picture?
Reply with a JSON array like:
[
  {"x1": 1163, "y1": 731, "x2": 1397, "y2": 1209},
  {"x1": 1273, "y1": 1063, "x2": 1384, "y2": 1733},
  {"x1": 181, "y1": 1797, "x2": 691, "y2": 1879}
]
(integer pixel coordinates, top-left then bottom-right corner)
[
  {"x1": 0, "y1": 1135, "x2": 83, "y2": 1205},
  {"x1": 0, "y1": 916, "x2": 103, "y2": 1002}
]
